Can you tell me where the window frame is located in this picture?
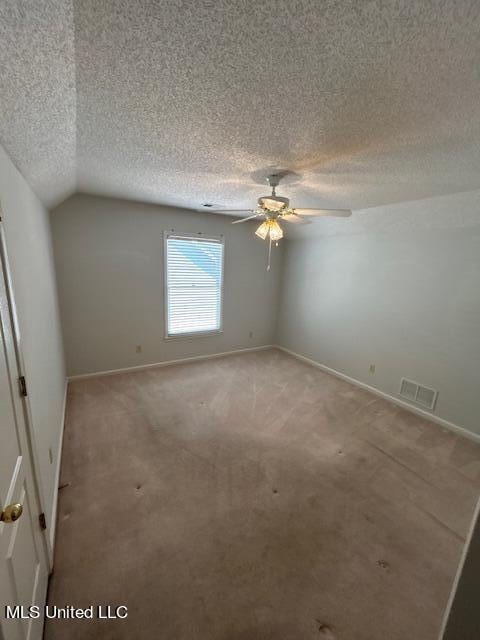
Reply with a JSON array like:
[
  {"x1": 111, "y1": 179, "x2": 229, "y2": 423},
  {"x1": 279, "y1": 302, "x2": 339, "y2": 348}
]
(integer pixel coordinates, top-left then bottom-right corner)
[{"x1": 163, "y1": 230, "x2": 225, "y2": 340}]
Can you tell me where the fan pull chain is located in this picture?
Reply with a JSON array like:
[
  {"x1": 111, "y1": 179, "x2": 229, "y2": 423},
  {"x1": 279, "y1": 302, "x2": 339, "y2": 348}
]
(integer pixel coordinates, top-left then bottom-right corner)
[{"x1": 266, "y1": 238, "x2": 280, "y2": 271}]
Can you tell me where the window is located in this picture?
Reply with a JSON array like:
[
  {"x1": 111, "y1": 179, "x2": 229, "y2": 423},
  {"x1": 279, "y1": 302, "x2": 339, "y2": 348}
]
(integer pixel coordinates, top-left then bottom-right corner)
[{"x1": 164, "y1": 232, "x2": 224, "y2": 337}]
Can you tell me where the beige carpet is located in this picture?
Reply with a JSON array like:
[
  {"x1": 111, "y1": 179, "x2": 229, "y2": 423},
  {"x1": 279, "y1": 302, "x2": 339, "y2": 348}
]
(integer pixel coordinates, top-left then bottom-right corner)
[{"x1": 45, "y1": 349, "x2": 480, "y2": 640}]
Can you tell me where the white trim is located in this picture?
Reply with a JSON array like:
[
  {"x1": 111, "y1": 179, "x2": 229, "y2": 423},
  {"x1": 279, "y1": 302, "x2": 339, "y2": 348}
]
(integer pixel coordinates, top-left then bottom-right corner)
[
  {"x1": 67, "y1": 345, "x2": 273, "y2": 381},
  {"x1": 0, "y1": 217, "x2": 52, "y2": 568},
  {"x1": 274, "y1": 345, "x2": 480, "y2": 444},
  {"x1": 164, "y1": 329, "x2": 224, "y2": 341},
  {"x1": 48, "y1": 378, "x2": 68, "y2": 554}
]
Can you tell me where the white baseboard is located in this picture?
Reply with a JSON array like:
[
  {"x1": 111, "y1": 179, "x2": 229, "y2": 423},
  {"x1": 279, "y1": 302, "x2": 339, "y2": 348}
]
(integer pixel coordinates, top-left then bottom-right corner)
[
  {"x1": 274, "y1": 345, "x2": 480, "y2": 445},
  {"x1": 67, "y1": 345, "x2": 274, "y2": 381},
  {"x1": 49, "y1": 379, "x2": 68, "y2": 552}
]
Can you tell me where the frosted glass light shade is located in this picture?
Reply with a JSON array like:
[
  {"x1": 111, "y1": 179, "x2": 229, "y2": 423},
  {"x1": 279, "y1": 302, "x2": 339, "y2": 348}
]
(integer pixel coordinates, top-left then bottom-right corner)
[
  {"x1": 255, "y1": 221, "x2": 270, "y2": 239},
  {"x1": 255, "y1": 218, "x2": 284, "y2": 241},
  {"x1": 269, "y1": 219, "x2": 283, "y2": 241}
]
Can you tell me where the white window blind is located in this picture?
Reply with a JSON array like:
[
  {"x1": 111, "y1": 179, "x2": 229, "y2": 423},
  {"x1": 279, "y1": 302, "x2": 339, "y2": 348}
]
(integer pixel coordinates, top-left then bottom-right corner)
[{"x1": 165, "y1": 234, "x2": 224, "y2": 337}]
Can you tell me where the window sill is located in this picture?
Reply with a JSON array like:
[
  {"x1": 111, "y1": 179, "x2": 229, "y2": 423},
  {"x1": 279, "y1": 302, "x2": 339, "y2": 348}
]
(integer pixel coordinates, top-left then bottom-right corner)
[{"x1": 164, "y1": 329, "x2": 223, "y2": 341}]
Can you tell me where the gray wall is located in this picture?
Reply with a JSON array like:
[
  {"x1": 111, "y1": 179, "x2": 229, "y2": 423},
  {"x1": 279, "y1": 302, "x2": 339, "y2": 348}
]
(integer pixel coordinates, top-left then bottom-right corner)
[
  {"x1": 277, "y1": 190, "x2": 480, "y2": 437},
  {"x1": 51, "y1": 194, "x2": 282, "y2": 376},
  {"x1": 0, "y1": 144, "x2": 66, "y2": 540}
]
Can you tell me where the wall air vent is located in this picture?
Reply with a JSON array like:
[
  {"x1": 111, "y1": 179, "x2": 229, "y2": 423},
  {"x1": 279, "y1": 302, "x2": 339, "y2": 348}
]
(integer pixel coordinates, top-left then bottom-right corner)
[
  {"x1": 399, "y1": 378, "x2": 437, "y2": 411},
  {"x1": 399, "y1": 378, "x2": 417, "y2": 401}
]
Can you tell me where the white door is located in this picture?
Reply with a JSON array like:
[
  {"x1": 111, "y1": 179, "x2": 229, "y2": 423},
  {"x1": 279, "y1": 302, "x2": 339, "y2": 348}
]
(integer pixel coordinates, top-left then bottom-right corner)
[{"x1": 0, "y1": 241, "x2": 49, "y2": 639}]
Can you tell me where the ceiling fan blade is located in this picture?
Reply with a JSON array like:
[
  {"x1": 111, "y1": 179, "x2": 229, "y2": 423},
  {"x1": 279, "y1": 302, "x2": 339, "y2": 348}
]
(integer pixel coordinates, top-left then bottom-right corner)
[
  {"x1": 293, "y1": 208, "x2": 352, "y2": 217},
  {"x1": 231, "y1": 213, "x2": 263, "y2": 224},
  {"x1": 281, "y1": 213, "x2": 312, "y2": 225},
  {"x1": 209, "y1": 209, "x2": 253, "y2": 214}
]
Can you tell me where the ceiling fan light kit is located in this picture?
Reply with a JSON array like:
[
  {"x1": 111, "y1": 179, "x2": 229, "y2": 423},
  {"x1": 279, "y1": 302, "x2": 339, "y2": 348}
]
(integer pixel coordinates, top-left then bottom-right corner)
[
  {"x1": 213, "y1": 173, "x2": 353, "y2": 270},
  {"x1": 255, "y1": 218, "x2": 283, "y2": 241}
]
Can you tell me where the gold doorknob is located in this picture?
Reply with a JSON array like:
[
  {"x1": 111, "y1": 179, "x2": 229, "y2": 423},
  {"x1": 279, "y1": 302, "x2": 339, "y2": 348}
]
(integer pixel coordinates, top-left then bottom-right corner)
[{"x1": 1, "y1": 503, "x2": 23, "y2": 523}]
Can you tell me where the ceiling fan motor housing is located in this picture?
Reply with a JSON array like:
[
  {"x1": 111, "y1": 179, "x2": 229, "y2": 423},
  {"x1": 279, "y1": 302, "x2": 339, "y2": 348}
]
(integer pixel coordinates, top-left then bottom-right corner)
[{"x1": 258, "y1": 195, "x2": 290, "y2": 212}]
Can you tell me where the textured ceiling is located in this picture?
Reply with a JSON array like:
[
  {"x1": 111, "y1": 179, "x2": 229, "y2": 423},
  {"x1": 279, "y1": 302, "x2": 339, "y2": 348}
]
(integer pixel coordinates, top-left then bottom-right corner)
[
  {"x1": 1, "y1": 1, "x2": 480, "y2": 211},
  {"x1": 0, "y1": 0, "x2": 76, "y2": 207}
]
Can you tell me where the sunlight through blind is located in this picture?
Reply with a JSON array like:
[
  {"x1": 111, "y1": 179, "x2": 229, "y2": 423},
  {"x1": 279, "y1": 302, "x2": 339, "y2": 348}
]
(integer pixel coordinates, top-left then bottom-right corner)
[{"x1": 165, "y1": 235, "x2": 224, "y2": 336}]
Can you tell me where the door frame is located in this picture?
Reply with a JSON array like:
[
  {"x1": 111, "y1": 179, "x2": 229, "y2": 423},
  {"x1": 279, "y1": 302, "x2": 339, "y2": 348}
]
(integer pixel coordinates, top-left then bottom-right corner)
[{"x1": 0, "y1": 215, "x2": 53, "y2": 568}]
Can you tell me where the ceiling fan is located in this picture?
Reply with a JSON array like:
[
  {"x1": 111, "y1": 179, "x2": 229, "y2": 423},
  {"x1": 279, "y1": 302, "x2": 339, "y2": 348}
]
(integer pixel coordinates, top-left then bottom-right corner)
[{"x1": 212, "y1": 174, "x2": 352, "y2": 269}]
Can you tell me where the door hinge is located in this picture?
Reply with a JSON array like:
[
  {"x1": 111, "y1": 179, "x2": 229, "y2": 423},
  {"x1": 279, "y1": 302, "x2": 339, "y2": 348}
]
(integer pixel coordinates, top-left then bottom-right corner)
[
  {"x1": 19, "y1": 375, "x2": 27, "y2": 397},
  {"x1": 39, "y1": 513, "x2": 47, "y2": 531}
]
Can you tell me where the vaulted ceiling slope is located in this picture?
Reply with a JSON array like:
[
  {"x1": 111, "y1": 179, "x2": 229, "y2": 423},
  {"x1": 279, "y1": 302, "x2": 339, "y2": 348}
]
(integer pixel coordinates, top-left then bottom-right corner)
[
  {"x1": 0, "y1": 1, "x2": 76, "y2": 208},
  {"x1": 1, "y1": 1, "x2": 480, "y2": 211}
]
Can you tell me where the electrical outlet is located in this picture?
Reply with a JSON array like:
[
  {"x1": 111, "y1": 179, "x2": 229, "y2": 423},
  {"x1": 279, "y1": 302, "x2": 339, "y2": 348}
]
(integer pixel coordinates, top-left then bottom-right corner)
[
  {"x1": 369, "y1": 364, "x2": 376, "y2": 374},
  {"x1": 136, "y1": 345, "x2": 142, "y2": 353},
  {"x1": 249, "y1": 331, "x2": 253, "y2": 338},
  {"x1": 49, "y1": 447, "x2": 53, "y2": 464}
]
